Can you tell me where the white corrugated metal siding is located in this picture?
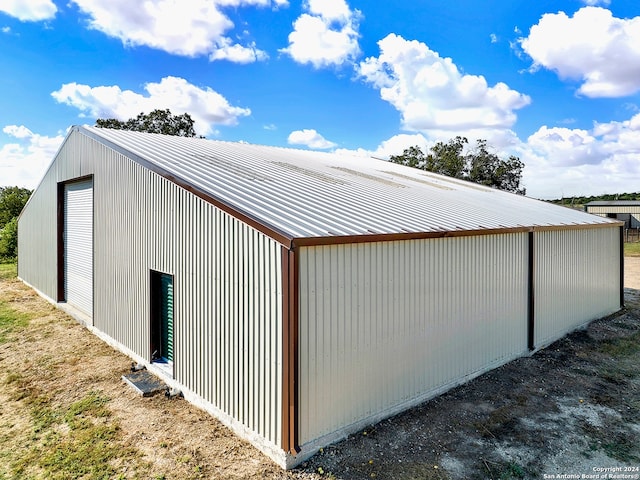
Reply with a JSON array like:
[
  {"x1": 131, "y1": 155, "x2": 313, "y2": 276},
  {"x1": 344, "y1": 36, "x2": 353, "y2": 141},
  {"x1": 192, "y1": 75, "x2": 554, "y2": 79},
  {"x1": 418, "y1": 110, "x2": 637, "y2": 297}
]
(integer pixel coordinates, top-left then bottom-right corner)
[
  {"x1": 534, "y1": 227, "x2": 620, "y2": 347},
  {"x1": 64, "y1": 180, "x2": 93, "y2": 316},
  {"x1": 17, "y1": 174, "x2": 58, "y2": 298},
  {"x1": 297, "y1": 234, "x2": 529, "y2": 446},
  {"x1": 18, "y1": 129, "x2": 284, "y2": 449}
]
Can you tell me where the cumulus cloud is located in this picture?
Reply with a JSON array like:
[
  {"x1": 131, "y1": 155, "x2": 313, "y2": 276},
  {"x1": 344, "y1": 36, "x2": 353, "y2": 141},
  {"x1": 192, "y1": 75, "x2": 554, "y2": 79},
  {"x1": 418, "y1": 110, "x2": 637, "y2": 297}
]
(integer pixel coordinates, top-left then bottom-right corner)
[
  {"x1": 287, "y1": 129, "x2": 337, "y2": 149},
  {"x1": 0, "y1": 125, "x2": 65, "y2": 188},
  {"x1": 3, "y1": 125, "x2": 34, "y2": 139},
  {"x1": 334, "y1": 133, "x2": 431, "y2": 159},
  {"x1": 358, "y1": 34, "x2": 530, "y2": 141},
  {"x1": 51, "y1": 76, "x2": 251, "y2": 137},
  {"x1": 520, "y1": 7, "x2": 640, "y2": 97},
  {"x1": 69, "y1": 0, "x2": 279, "y2": 62},
  {"x1": 280, "y1": 0, "x2": 361, "y2": 68},
  {"x1": 0, "y1": 0, "x2": 57, "y2": 21},
  {"x1": 520, "y1": 112, "x2": 640, "y2": 198}
]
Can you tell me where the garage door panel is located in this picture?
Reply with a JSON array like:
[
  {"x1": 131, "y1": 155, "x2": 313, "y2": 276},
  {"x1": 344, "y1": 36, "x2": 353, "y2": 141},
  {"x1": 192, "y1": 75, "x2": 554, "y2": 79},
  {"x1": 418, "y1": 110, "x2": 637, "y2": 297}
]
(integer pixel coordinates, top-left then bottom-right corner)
[{"x1": 64, "y1": 180, "x2": 93, "y2": 316}]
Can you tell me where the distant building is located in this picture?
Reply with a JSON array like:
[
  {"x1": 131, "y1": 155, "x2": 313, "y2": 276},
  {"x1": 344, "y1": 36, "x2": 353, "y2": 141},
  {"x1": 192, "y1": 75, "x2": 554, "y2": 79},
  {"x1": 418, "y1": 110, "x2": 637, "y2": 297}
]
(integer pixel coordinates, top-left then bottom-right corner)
[
  {"x1": 18, "y1": 126, "x2": 624, "y2": 468},
  {"x1": 585, "y1": 201, "x2": 640, "y2": 229}
]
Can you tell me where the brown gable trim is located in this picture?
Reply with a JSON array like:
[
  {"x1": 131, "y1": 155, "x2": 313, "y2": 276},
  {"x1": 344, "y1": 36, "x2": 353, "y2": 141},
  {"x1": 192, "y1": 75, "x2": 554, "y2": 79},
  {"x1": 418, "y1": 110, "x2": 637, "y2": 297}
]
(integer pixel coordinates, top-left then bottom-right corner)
[{"x1": 290, "y1": 221, "x2": 623, "y2": 248}]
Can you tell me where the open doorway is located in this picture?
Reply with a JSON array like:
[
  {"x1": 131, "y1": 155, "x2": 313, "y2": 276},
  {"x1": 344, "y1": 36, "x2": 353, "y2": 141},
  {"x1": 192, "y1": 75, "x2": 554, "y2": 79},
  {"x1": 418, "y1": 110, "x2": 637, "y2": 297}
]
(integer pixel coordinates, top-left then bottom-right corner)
[{"x1": 150, "y1": 270, "x2": 174, "y2": 374}]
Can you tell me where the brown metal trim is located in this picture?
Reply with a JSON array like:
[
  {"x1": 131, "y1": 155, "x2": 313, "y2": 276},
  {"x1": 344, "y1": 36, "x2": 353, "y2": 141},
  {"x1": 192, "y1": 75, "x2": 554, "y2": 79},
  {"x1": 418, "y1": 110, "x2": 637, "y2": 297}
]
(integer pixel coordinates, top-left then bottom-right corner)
[
  {"x1": 531, "y1": 221, "x2": 624, "y2": 233},
  {"x1": 280, "y1": 246, "x2": 300, "y2": 454},
  {"x1": 289, "y1": 248, "x2": 300, "y2": 453},
  {"x1": 280, "y1": 247, "x2": 291, "y2": 453},
  {"x1": 292, "y1": 227, "x2": 531, "y2": 247},
  {"x1": 291, "y1": 222, "x2": 624, "y2": 248},
  {"x1": 527, "y1": 231, "x2": 535, "y2": 351},
  {"x1": 78, "y1": 126, "x2": 294, "y2": 248},
  {"x1": 56, "y1": 182, "x2": 65, "y2": 301}
]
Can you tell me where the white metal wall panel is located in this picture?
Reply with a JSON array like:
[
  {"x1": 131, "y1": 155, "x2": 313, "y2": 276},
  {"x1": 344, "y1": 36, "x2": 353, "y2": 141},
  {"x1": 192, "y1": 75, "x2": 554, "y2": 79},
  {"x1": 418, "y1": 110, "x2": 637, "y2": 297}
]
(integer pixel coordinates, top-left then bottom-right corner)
[
  {"x1": 64, "y1": 180, "x2": 93, "y2": 316},
  {"x1": 297, "y1": 234, "x2": 529, "y2": 446},
  {"x1": 19, "y1": 129, "x2": 283, "y2": 449},
  {"x1": 83, "y1": 135, "x2": 284, "y2": 448},
  {"x1": 17, "y1": 173, "x2": 58, "y2": 298},
  {"x1": 534, "y1": 227, "x2": 620, "y2": 347}
]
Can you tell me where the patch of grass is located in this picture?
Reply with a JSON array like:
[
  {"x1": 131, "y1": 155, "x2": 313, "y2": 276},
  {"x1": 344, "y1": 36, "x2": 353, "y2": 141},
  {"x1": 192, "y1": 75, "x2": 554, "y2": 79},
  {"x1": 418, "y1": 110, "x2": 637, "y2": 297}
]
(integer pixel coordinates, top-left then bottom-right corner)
[
  {"x1": 0, "y1": 263, "x2": 16, "y2": 280},
  {"x1": 0, "y1": 300, "x2": 29, "y2": 344},
  {"x1": 601, "y1": 436, "x2": 640, "y2": 463},
  {"x1": 583, "y1": 424, "x2": 640, "y2": 464},
  {"x1": 499, "y1": 461, "x2": 526, "y2": 479},
  {"x1": 6, "y1": 389, "x2": 144, "y2": 480},
  {"x1": 597, "y1": 332, "x2": 640, "y2": 358},
  {"x1": 625, "y1": 243, "x2": 640, "y2": 257},
  {"x1": 473, "y1": 405, "x2": 517, "y2": 439}
]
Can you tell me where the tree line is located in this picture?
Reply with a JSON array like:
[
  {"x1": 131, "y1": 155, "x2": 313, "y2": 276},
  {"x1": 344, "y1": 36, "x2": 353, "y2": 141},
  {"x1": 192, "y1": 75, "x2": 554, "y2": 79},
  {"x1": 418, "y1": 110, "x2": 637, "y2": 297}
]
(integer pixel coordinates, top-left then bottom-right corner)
[
  {"x1": 0, "y1": 187, "x2": 32, "y2": 260},
  {"x1": 549, "y1": 192, "x2": 640, "y2": 207},
  {"x1": 389, "y1": 136, "x2": 526, "y2": 195}
]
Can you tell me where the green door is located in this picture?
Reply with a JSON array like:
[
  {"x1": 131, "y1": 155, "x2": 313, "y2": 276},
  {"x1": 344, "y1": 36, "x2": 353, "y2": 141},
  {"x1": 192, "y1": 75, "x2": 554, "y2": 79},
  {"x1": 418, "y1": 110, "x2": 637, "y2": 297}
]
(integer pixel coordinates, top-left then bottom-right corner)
[
  {"x1": 151, "y1": 271, "x2": 174, "y2": 364},
  {"x1": 159, "y1": 273, "x2": 173, "y2": 363}
]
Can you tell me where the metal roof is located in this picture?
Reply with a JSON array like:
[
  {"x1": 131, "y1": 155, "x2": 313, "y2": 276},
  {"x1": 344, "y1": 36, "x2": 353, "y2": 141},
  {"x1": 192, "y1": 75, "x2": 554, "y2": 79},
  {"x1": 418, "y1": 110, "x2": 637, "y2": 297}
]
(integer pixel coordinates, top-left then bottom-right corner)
[{"x1": 78, "y1": 126, "x2": 618, "y2": 243}]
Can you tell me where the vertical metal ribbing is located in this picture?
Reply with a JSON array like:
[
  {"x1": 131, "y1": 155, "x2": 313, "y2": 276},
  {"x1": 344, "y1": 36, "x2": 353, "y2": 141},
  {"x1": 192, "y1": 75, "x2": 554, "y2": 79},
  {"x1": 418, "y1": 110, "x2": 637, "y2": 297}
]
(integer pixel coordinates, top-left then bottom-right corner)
[
  {"x1": 528, "y1": 231, "x2": 535, "y2": 351},
  {"x1": 620, "y1": 225, "x2": 625, "y2": 308}
]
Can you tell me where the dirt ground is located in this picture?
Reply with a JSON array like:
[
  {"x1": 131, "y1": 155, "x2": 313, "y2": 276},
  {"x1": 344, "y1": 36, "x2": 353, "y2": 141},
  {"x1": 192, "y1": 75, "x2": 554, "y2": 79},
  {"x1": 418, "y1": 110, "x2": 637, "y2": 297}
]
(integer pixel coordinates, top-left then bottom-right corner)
[{"x1": 1, "y1": 259, "x2": 639, "y2": 480}]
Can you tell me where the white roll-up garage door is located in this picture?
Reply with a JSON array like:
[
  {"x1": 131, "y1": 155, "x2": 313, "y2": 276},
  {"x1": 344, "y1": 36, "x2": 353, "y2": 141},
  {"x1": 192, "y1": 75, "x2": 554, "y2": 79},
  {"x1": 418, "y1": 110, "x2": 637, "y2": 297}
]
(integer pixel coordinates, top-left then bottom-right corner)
[{"x1": 64, "y1": 180, "x2": 93, "y2": 316}]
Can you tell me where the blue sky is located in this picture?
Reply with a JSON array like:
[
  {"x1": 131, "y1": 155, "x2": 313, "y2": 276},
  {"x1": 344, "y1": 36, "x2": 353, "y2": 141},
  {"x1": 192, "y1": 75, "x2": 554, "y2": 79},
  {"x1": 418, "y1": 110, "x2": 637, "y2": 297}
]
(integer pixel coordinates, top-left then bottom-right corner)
[{"x1": 1, "y1": 0, "x2": 639, "y2": 199}]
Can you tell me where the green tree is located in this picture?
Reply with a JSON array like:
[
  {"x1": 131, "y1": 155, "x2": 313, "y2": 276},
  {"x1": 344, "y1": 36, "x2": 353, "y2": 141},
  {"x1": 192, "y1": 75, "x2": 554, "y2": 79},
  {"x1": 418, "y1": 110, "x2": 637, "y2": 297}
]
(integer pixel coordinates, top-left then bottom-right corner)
[
  {"x1": 0, "y1": 186, "x2": 32, "y2": 261},
  {"x1": 96, "y1": 109, "x2": 199, "y2": 137},
  {"x1": 0, "y1": 186, "x2": 32, "y2": 226},
  {"x1": 0, "y1": 217, "x2": 18, "y2": 260},
  {"x1": 390, "y1": 137, "x2": 526, "y2": 195}
]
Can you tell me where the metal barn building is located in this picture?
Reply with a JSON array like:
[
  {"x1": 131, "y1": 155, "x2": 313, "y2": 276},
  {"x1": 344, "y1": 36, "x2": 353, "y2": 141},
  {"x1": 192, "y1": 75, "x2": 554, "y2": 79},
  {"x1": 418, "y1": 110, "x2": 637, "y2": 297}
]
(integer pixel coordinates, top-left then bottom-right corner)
[
  {"x1": 585, "y1": 200, "x2": 640, "y2": 229},
  {"x1": 18, "y1": 126, "x2": 623, "y2": 468}
]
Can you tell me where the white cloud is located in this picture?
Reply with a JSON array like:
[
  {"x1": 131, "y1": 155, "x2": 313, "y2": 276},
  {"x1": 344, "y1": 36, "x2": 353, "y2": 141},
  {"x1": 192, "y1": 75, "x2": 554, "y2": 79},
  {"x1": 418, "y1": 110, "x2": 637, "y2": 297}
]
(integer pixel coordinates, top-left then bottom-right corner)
[
  {"x1": 3, "y1": 125, "x2": 34, "y2": 139},
  {"x1": 519, "y1": 112, "x2": 640, "y2": 198},
  {"x1": 2, "y1": 26, "x2": 11, "y2": 33},
  {"x1": 51, "y1": 76, "x2": 251, "y2": 137},
  {"x1": 358, "y1": 34, "x2": 530, "y2": 140},
  {"x1": 582, "y1": 0, "x2": 610, "y2": 5},
  {"x1": 69, "y1": 0, "x2": 277, "y2": 62},
  {"x1": 0, "y1": 0, "x2": 57, "y2": 21},
  {"x1": 490, "y1": 33, "x2": 498, "y2": 44},
  {"x1": 287, "y1": 129, "x2": 337, "y2": 149},
  {"x1": 335, "y1": 112, "x2": 640, "y2": 200},
  {"x1": 0, "y1": 126, "x2": 65, "y2": 188},
  {"x1": 335, "y1": 133, "x2": 431, "y2": 159},
  {"x1": 520, "y1": 7, "x2": 640, "y2": 97},
  {"x1": 280, "y1": 0, "x2": 361, "y2": 68},
  {"x1": 207, "y1": 39, "x2": 268, "y2": 63}
]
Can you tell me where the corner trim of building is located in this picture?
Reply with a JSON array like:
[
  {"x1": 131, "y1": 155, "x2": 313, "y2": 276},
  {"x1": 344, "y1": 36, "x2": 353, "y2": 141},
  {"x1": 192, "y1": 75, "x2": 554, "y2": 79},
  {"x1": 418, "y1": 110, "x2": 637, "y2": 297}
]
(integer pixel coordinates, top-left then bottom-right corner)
[
  {"x1": 527, "y1": 231, "x2": 535, "y2": 351},
  {"x1": 620, "y1": 225, "x2": 625, "y2": 309},
  {"x1": 281, "y1": 246, "x2": 300, "y2": 455}
]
